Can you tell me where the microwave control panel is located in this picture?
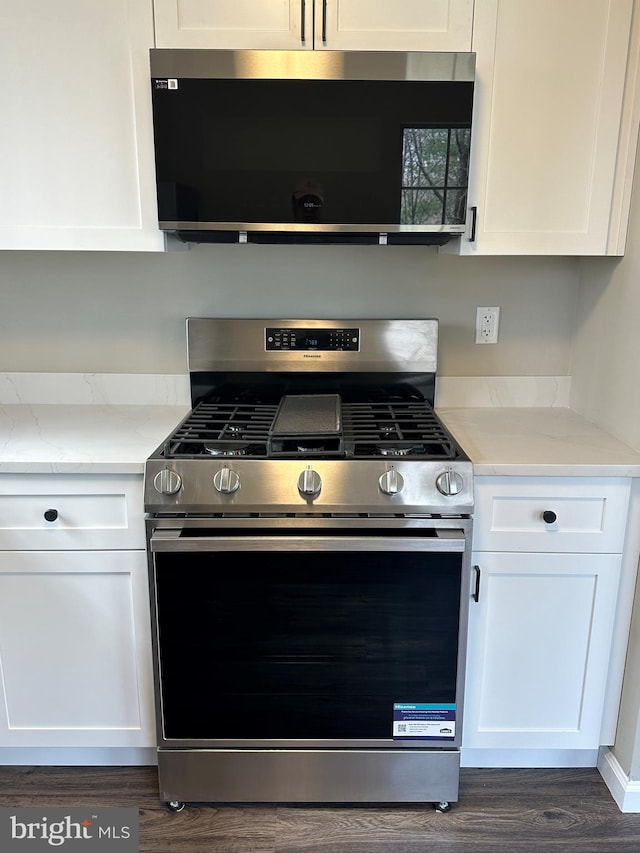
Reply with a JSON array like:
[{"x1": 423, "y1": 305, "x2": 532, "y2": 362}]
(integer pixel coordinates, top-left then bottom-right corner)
[{"x1": 265, "y1": 327, "x2": 360, "y2": 351}]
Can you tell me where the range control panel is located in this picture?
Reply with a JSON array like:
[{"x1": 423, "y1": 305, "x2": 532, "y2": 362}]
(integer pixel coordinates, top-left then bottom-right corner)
[{"x1": 265, "y1": 327, "x2": 360, "y2": 351}]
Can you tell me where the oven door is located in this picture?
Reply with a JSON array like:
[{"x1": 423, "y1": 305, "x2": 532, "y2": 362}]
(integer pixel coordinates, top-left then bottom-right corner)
[{"x1": 149, "y1": 522, "x2": 471, "y2": 753}]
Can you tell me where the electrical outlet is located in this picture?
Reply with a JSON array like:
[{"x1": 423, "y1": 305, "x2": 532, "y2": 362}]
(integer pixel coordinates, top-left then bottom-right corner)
[{"x1": 475, "y1": 307, "x2": 500, "y2": 344}]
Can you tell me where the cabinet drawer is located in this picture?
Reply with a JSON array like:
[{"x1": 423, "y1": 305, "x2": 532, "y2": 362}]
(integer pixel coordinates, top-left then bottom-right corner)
[
  {"x1": 473, "y1": 477, "x2": 631, "y2": 553},
  {"x1": 0, "y1": 474, "x2": 144, "y2": 550}
]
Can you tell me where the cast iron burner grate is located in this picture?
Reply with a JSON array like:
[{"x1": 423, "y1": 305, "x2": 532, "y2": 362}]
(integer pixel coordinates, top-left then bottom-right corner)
[
  {"x1": 341, "y1": 402, "x2": 457, "y2": 459},
  {"x1": 162, "y1": 399, "x2": 459, "y2": 460},
  {"x1": 163, "y1": 402, "x2": 277, "y2": 458}
]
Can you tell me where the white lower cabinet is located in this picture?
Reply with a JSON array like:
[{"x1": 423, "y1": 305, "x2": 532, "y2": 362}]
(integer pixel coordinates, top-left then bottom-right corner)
[
  {"x1": 463, "y1": 550, "x2": 621, "y2": 750},
  {"x1": 464, "y1": 476, "x2": 630, "y2": 754},
  {"x1": 0, "y1": 475, "x2": 154, "y2": 750},
  {"x1": 0, "y1": 551, "x2": 154, "y2": 748}
]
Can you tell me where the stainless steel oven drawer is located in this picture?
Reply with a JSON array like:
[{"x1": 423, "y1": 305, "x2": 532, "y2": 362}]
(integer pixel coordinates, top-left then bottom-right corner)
[{"x1": 157, "y1": 748, "x2": 460, "y2": 804}]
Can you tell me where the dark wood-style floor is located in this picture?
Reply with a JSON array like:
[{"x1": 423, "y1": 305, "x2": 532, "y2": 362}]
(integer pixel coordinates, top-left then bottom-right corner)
[{"x1": 1, "y1": 765, "x2": 640, "y2": 852}]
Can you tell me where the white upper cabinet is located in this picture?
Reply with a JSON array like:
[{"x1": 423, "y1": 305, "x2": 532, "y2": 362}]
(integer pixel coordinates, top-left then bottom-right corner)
[
  {"x1": 154, "y1": 0, "x2": 308, "y2": 49},
  {"x1": 153, "y1": 0, "x2": 474, "y2": 51},
  {"x1": 0, "y1": 0, "x2": 163, "y2": 251},
  {"x1": 455, "y1": 0, "x2": 637, "y2": 255}
]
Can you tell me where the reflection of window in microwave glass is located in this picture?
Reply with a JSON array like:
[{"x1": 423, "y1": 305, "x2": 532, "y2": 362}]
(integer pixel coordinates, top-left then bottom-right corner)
[
  {"x1": 401, "y1": 127, "x2": 471, "y2": 225},
  {"x1": 201, "y1": 115, "x2": 381, "y2": 171}
]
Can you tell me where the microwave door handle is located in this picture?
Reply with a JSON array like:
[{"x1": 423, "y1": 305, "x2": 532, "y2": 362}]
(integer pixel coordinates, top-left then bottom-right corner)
[
  {"x1": 322, "y1": 0, "x2": 327, "y2": 44},
  {"x1": 300, "y1": 0, "x2": 306, "y2": 44},
  {"x1": 469, "y1": 205, "x2": 477, "y2": 242}
]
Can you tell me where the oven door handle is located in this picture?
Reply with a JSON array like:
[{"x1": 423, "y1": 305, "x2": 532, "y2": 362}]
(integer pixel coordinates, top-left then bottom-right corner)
[{"x1": 150, "y1": 529, "x2": 467, "y2": 553}]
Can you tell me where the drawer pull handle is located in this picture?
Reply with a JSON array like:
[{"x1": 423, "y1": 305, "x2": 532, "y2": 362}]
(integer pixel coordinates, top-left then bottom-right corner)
[
  {"x1": 542, "y1": 510, "x2": 557, "y2": 524},
  {"x1": 472, "y1": 565, "x2": 481, "y2": 602},
  {"x1": 44, "y1": 508, "x2": 58, "y2": 523}
]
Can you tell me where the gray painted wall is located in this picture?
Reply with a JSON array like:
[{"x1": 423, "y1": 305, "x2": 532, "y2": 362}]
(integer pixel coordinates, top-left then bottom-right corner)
[
  {"x1": 572, "y1": 144, "x2": 640, "y2": 781},
  {"x1": 0, "y1": 247, "x2": 577, "y2": 376}
]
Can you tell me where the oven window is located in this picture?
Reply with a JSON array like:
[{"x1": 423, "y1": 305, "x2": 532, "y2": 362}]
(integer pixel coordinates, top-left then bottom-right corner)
[{"x1": 154, "y1": 551, "x2": 462, "y2": 741}]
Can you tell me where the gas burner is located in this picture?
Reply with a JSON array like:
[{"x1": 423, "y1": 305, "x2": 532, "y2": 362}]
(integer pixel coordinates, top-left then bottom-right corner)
[
  {"x1": 377, "y1": 444, "x2": 424, "y2": 457},
  {"x1": 203, "y1": 442, "x2": 249, "y2": 457},
  {"x1": 379, "y1": 425, "x2": 397, "y2": 438}
]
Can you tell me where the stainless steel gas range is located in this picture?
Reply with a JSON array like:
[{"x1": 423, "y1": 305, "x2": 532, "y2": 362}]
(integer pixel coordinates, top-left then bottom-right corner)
[{"x1": 144, "y1": 318, "x2": 473, "y2": 813}]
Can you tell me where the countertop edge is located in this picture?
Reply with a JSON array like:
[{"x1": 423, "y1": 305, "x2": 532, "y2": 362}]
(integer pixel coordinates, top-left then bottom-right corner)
[
  {"x1": 470, "y1": 463, "x2": 640, "y2": 478},
  {"x1": 0, "y1": 462, "x2": 146, "y2": 475}
]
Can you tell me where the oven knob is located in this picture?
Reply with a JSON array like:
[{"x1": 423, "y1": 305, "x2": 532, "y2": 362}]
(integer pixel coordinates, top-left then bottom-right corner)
[
  {"x1": 298, "y1": 466, "x2": 322, "y2": 497},
  {"x1": 436, "y1": 468, "x2": 464, "y2": 496},
  {"x1": 213, "y1": 467, "x2": 240, "y2": 494},
  {"x1": 379, "y1": 468, "x2": 405, "y2": 495},
  {"x1": 153, "y1": 468, "x2": 182, "y2": 495}
]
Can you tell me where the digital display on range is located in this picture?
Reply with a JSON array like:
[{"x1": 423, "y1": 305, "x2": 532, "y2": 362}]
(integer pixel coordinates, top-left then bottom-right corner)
[{"x1": 265, "y1": 328, "x2": 360, "y2": 351}]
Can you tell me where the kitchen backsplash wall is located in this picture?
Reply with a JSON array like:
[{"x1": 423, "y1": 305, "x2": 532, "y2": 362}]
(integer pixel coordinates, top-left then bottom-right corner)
[{"x1": 0, "y1": 248, "x2": 578, "y2": 376}]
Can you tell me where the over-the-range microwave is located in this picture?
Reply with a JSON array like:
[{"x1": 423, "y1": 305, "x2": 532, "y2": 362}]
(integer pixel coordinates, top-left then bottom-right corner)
[{"x1": 149, "y1": 49, "x2": 475, "y2": 246}]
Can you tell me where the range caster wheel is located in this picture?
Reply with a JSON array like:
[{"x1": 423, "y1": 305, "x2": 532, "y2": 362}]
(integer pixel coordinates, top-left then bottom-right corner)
[
  {"x1": 435, "y1": 801, "x2": 451, "y2": 813},
  {"x1": 166, "y1": 801, "x2": 185, "y2": 813}
]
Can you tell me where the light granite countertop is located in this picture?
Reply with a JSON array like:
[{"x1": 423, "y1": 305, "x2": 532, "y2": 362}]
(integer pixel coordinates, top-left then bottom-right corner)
[
  {"x1": 0, "y1": 404, "x2": 190, "y2": 473},
  {"x1": 1, "y1": 403, "x2": 639, "y2": 477},
  {"x1": 438, "y1": 407, "x2": 640, "y2": 477},
  {"x1": 1, "y1": 373, "x2": 640, "y2": 477}
]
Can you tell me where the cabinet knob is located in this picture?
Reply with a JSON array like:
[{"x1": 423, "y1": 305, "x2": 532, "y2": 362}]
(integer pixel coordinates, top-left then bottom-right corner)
[
  {"x1": 542, "y1": 510, "x2": 557, "y2": 524},
  {"x1": 44, "y1": 508, "x2": 58, "y2": 522}
]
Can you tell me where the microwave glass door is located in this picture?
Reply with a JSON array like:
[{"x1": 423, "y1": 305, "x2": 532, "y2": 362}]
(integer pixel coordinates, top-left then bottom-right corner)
[{"x1": 151, "y1": 78, "x2": 473, "y2": 230}]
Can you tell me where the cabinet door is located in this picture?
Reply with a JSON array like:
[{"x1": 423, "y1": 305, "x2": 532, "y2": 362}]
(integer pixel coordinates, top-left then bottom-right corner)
[
  {"x1": 154, "y1": 0, "x2": 313, "y2": 49},
  {"x1": 457, "y1": 0, "x2": 634, "y2": 255},
  {"x1": 0, "y1": 0, "x2": 163, "y2": 251},
  {"x1": 317, "y1": 0, "x2": 473, "y2": 51},
  {"x1": 463, "y1": 551, "x2": 621, "y2": 750},
  {"x1": 0, "y1": 551, "x2": 155, "y2": 748},
  {"x1": 154, "y1": 0, "x2": 473, "y2": 51}
]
